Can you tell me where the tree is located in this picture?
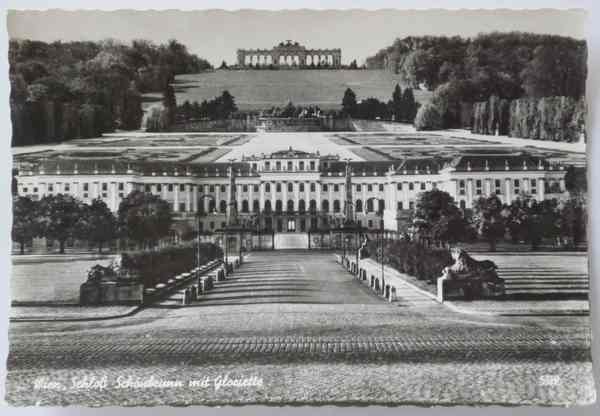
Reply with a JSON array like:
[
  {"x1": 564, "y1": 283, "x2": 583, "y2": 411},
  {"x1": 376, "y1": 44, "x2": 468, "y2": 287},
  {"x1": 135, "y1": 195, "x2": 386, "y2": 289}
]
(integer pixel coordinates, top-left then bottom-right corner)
[
  {"x1": 349, "y1": 59, "x2": 358, "y2": 69},
  {"x1": 77, "y1": 199, "x2": 117, "y2": 253},
  {"x1": 117, "y1": 190, "x2": 173, "y2": 249},
  {"x1": 162, "y1": 84, "x2": 177, "y2": 126},
  {"x1": 37, "y1": 194, "x2": 84, "y2": 254},
  {"x1": 12, "y1": 196, "x2": 41, "y2": 254},
  {"x1": 414, "y1": 103, "x2": 443, "y2": 130},
  {"x1": 391, "y1": 84, "x2": 404, "y2": 122},
  {"x1": 401, "y1": 87, "x2": 418, "y2": 122},
  {"x1": 341, "y1": 88, "x2": 357, "y2": 117},
  {"x1": 472, "y1": 195, "x2": 505, "y2": 251},
  {"x1": 415, "y1": 189, "x2": 469, "y2": 244},
  {"x1": 219, "y1": 60, "x2": 228, "y2": 69}
]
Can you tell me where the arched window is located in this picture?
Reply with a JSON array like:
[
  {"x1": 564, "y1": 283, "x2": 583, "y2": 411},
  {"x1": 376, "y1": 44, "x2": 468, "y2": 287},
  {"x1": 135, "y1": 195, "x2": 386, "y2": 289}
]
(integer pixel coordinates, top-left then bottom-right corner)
[
  {"x1": 309, "y1": 199, "x2": 317, "y2": 213},
  {"x1": 219, "y1": 200, "x2": 227, "y2": 213},
  {"x1": 378, "y1": 199, "x2": 385, "y2": 212},
  {"x1": 366, "y1": 199, "x2": 374, "y2": 213},
  {"x1": 265, "y1": 183, "x2": 271, "y2": 193},
  {"x1": 275, "y1": 200, "x2": 283, "y2": 212},
  {"x1": 242, "y1": 200, "x2": 249, "y2": 213},
  {"x1": 264, "y1": 200, "x2": 272, "y2": 213},
  {"x1": 253, "y1": 200, "x2": 260, "y2": 213},
  {"x1": 298, "y1": 199, "x2": 306, "y2": 213},
  {"x1": 208, "y1": 199, "x2": 216, "y2": 213},
  {"x1": 322, "y1": 199, "x2": 329, "y2": 212},
  {"x1": 355, "y1": 199, "x2": 363, "y2": 213},
  {"x1": 287, "y1": 200, "x2": 295, "y2": 213},
  {"x1": 288, "y1": 182, "x2": 293, "y2": 192},
  {"x1": 333, "y1": 200, "x2": 341, "y2": 213}
]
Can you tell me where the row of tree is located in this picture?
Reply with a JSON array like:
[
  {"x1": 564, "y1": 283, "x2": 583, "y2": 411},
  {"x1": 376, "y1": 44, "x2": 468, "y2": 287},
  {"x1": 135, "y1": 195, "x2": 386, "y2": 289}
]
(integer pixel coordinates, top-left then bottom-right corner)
[
  {"x1": 12, "y1": 191, "x2": 174, "y2": 254},
  {"x1": 412, "y1": 189, "x2": 586, "y2": 251},
  {"x1": 341, "y1": 85, "x2": 419, "y2": 122},
  {"x1": 10, "y1": 39, "x2": 212, "y2": 146}
]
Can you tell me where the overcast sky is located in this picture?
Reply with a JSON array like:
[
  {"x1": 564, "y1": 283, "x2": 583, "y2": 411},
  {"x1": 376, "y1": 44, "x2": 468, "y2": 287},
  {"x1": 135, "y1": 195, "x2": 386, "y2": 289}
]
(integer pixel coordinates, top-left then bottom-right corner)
[{"x1": 7, "y1": 9, "x2": 587, "y2": 66}]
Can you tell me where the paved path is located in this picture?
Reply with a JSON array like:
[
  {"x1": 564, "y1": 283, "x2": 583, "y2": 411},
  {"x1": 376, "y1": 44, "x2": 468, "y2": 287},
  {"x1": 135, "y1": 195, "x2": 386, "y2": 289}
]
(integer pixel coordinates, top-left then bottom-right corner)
[{"x1": 6, "y1": 250, "x2": 595, "y2": 406}]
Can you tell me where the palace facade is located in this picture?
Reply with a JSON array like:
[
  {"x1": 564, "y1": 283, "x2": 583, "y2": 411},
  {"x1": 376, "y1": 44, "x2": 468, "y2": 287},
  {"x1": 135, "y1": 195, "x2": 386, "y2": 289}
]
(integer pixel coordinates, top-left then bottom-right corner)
[
  {"x1": 15, "y1": 147, "x2": 569, "y2": 234},
  {"x1": 237, "y1": 40, "x2": 342, "y2": 68}
]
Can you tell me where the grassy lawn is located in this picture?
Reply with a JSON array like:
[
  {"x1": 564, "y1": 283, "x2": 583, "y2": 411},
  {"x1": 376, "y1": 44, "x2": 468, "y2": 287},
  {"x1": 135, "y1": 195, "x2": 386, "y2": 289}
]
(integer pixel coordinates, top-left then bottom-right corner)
[
  {"x1": 11, "y1": 255, "x2": 115, "y2": 304},
  {"x1": 166, "y1": 69, "x2": 432, "y2": 111}
]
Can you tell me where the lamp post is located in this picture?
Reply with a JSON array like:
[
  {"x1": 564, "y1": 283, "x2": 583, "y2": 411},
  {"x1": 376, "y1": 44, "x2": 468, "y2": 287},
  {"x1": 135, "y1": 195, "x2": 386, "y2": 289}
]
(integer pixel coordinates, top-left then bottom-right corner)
[
  {"x1": 196, "y1": 194, "x2": 217, "y2": 271},
  {"x1": 367, "y1": 197, "x2": 385, "y2": 296}
]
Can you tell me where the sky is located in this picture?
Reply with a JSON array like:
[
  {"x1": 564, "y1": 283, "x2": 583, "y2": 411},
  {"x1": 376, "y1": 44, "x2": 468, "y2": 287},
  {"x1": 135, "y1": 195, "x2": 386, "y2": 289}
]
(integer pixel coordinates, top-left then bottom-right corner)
[{"x1": 7, "y1": 9, "x2": 587, "y2": 66}]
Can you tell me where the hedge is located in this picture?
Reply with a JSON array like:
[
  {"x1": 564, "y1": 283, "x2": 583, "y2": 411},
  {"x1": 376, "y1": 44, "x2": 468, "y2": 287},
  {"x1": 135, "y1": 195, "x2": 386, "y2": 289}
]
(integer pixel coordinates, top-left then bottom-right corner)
[
  {"x1": 120, "y1": 243, "x2": 222, "y2": 288},
  {"x1": 367, "y1": 239, "x2": 453, "y2": 284}
]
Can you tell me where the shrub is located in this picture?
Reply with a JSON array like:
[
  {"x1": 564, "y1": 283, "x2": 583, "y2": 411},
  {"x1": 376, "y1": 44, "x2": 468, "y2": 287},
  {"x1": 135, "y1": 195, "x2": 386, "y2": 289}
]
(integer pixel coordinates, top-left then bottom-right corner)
[
  {"x1": 414, "y1": 103, "x2": 443, "y2": 131},
  {"x1": 367, "y1": 239, "x2": 453, "y2": 283},
  {"x1": 119, "y1": 243, "x2": 222, "y2": 288}
]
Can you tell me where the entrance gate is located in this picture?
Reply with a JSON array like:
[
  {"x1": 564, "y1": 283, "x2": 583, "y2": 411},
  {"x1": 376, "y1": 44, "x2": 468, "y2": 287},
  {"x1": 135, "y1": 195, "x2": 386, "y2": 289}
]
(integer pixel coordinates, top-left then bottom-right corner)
[{"x1": 274, "y1": 232, "x2": 309, "y2": 249}]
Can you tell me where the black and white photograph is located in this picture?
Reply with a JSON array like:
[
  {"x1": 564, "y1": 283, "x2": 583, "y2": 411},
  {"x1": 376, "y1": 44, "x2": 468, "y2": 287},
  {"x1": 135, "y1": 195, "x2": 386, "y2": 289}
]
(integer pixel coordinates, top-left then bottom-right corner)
[{"x1": 1, "y1": 4, "x2": 597, "y2": 408}]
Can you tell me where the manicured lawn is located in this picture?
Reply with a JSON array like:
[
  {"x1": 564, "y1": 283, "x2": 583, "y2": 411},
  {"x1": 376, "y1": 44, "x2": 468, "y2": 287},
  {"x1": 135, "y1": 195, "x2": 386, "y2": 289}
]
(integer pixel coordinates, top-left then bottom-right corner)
[{"x1": 11, "y1": 255, "x2": 115, "y2": 304}]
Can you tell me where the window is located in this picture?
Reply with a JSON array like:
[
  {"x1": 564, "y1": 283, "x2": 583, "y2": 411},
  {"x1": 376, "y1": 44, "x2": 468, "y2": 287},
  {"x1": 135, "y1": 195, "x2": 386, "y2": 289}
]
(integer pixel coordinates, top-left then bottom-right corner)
[
  {"x1": 243, "y1": 185, "x2": 248, "y2": 193},
  {"x1": 322, "y1": 184, "x2": 328, "y2": 192},
  {"x1": 366, "y1": 199, "x2": 374, "y2": 212},
  {"x1": 155, "y1": 183, "x2": 160, "y2": 192},
  {"x1": 145, "y1": 184, "x2": 151, "y2": 192},
  {"x1": 265, "y1": 183, "x2": 271, "y2": 193},
  {"x1": 495, "y1": 179, "x2": 502, "y2": 195},
  {"x1": 276, "y1": 161, "x2": 281, "y2": 171},
  {"x1": 264, "y1": 200, "x2": 272, "y2": 213},
  {"x1": 368, "y1": 220, "x2": 373, "y2": 228},
  {"x1": 287, "y1": 161, "x2": 293, "y2": 171},
  {"x1": 33, "y1": 187, "x2": 38, "y2": 193},
  {"x1": 219, "y1": 200, "x2": 227, "y2": 213},
  {"x1": 300, "y1": 218, "x2": 306, "y2": 232},
  {"x1": 409, "y1": 182, "x2": 414, "y2": 191},
  {"x1": 242, "y1": 200, "x2": 249, "y2": 213},
  {"x1": 253, "y1": 200, "x2": 259, "y2": 212},
  {"x1": 409, "y1": 201, "x2": 414, "y2": 210},
  {"x1": 309, "y1": 200, "x2": 317, "y2": 213},
  {"x1": 221, "y1": 222, "x2": 226, "y2": 229},
  {"x1": 118, "y1": 183, "x2": 124, "y2": 191},
  {"x1": 310, "y1": 161, "x2": 315, "y2": 170},
  {"x1": 367, "y1": 184, "x2": 372, "y2": 192},
  {"x1": 220, "y1": 185, "x2": 226, "y2": 193},
  {"x1": 397, "y1": 201, "x2": 403, "y2": 210},
  {"x1": 119, "y1": 193, "x2": 124, "y2": 198},
  {"x1": 287, "y1": 183, "x2": 293, "y2": 192},
  {"x1": 287, "y1": 200, "x2": 294, "y2": 213},
  {"x1": 379, "y1": 184, "x2": 384, "y2": 192},
  {"x1": 276, "y1": 200, "x2": 283, "y2": 212},
  {"x1": 459, "y1": 180, "x2": 466, "y2": 195},
  {"x1": 476, "y1": 179, "x2": 482, "y2": 195},
  {"x1": 299, "y1": 161, "x2": 304, "y2": 170},
  {"x1": 252, "y1": 163, "x2": 257, "y2": 171},
  {"x1": 397, "y1": 183, "x2": 402, "y2": 190},
  {"x1": 209, "y1": 185, "x2": 215, "y2": 193},
  {"x1": 420, "y1": 182, "x2": 426, "y2": 191},
  {"x1": 298, "y1": 200, "x2": 306, "y2": 213},
  {"x1": 64, "y1": 184, "x2": 70, "y2": 192},
  {"x1": 254, "y1": 185, "x2": 259, "y2": 192},
  {"x1": 460, "y1": 200, "x2": 466, "y2": 210},
  {"x1": 276, "y1": 183, "x2": 282, "y2": 192},
  {"x1": 102, "y1": 193, "x2": 107, "y2": 198},
  {"x1": 179, "y1": 203, "x2": 186, "y2": 212},
  {"x1": 48, "y1": 184, "x2": 54, "y2": 192},
  {"x1": 299, "y1": 183, "x2": 305, "y2": 192},
  {"x1": 322, "y1": 200, "x2": 329, "y2": 212},
  {"x1": 83, "y1": 183, "x2": 89, "y2": 191},
  {"x1": 531, "y1": 179, "x2": 537, "y2": 195},
  {"x1": 277, "y1": 219, "x2": 283, "y2": 232},
  {"x1": 333, "y1": 200, "x2": 341, "y2": 213},
  {"x1": 333, "y1": 185, "x2": 339, "y2": 192},
  {"x1": 514, "y1": 179, "x2": 520, "y2": 194},
  {"x1": 179, "y1": 184, "x2": 185, "y2": 191},
  {"x1": 356, "y1": 184, "x2": 362, "y2": 192},
  {"x1": 265, "y1": 162, "x2": 270, "y2": 170},
  {"x1": 378, "y1": 199, "x2": 385, "y2": 212},
  {"x1": 168, "y1": 184, "x2": 174, "y2": 192},
  {"x1": 310, "y1": 183, "x2": 316, "y2": 192},
  {"x1": 22, "y1": 187, "x2": 28, "y2": 193},
  {"x1": 355, "y1": 199, "x2": 363, "y2": 212}
]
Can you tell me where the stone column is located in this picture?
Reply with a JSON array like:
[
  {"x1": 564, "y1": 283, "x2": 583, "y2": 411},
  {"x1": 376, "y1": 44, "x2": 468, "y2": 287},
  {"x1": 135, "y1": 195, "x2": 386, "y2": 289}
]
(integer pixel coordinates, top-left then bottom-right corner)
[
  {"x1": 294, "y1": 182, "x2": 299, "y2": 212},
  {"x1": 249, "y1": 183, "x2": 254, "y2": 212},
  {"x1": 283, "y1": 181, "x2": 288, "y2": 208},
  {"x1": 403, "y1": 181, "x2": 409, "y2": 209},
  {"x1": 186, "y1": 184, "x2": 192, "y2": 212},
  {"x1": 466, "y1": 179, "x2": 474, "y2": 208},
  {"x1": 110, "y1": 182, "x2": 117, "y2": 211},
  {"x1": 270, "y1": 182, "x2": 276, "y2": 211},
  {"x1": 505, "y1": 178, "x2": 512, "y2": 204},
  {"x1": 259, "y1": 182, "x2": 265, "y2": 211},
  {"x1": 173, "y1": 183, "x2": 180, "y2": 212},
  {"x1": 538, "y1": 178, "x2": 545, "y2": 201},
  {"x1": 485, "y1": 178, "x2": 492, "y2": 196}
]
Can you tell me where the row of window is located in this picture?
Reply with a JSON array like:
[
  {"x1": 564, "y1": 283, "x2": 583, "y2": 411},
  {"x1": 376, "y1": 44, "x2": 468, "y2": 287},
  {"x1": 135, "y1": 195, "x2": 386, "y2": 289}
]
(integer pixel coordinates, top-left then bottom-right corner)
[
  {"x1": 198, "y1": 198, "x2": 387, "y2": 214},
  {"x1": 198, "y1": 216, "x2": 382, "y2": 233},
  {"x1": 458, "y1": 179, "x2": 539, "y2": 196},
  {"x1": 260, "y1": 160, "x2": 317, "y2": 171}
]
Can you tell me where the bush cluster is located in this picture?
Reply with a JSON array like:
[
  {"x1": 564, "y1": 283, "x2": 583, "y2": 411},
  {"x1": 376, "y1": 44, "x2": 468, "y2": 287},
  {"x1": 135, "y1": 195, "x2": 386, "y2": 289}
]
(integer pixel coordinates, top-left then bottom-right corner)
[
  {"x1": 121, "y1": 243, "x2": 222, "y2": 288},
  {"x1": 367, "y1": 239, "x2": 453, "y2": 284}
]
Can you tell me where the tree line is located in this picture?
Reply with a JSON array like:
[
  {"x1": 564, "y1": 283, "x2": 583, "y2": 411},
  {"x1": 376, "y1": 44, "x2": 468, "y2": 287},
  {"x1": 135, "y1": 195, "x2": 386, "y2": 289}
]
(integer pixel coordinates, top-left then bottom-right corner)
[
  {"x1": 341, "y1": 84, "x2": 419, "y2": 122},
  {"x1": 410, "y1": 187, "x2": 586, "y2": 252},
  {"x1": 365, "y1": 33, "x2": 587, "y2": 133},
  {"x1": 10, "y1": 39, "x2": 212, "y2": 146},
  {"x1": 12, "y1": 190, "x2": 176, "y2": 254}
]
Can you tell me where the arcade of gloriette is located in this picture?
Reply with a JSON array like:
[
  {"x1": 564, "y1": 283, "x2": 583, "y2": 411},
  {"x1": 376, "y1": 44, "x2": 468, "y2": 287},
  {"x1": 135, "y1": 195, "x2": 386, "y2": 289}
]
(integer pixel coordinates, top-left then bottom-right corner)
[{"x1": 237, "y1": 40, "x2": 342, "y2": 68}]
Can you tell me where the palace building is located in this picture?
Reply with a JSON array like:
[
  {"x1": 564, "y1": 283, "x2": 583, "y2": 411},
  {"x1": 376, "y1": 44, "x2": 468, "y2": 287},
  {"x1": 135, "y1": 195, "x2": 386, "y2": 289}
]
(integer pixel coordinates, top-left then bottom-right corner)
[
  {"x1": 237, "y1": 40, "x2": 342, "y2": 68},
  {"x1": 15, "y1": 147, "x2": 569, "y2": 235}
]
